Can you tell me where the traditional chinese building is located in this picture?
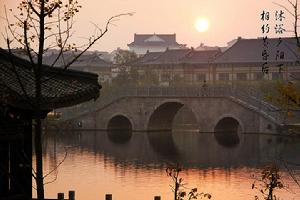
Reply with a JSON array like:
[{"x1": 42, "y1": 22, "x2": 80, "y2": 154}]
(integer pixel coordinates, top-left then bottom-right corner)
[
  {"x1": 43, "y1": 51, "x2": 113, "y2": 83},
  {"x1": 132, "y1": 48, "x2": 221, "y2": 85},
  {"x1": 127, "y1": 33, "x2": 187, "y2": 55},
  {"x1": 0, "y1": 48, "x2": 101, "y2": 199},
  {"x1": 131, "y1": 37, "x2": 300, "y2": 85},
  {"x1": 212, "y1": 37, "x2": 300, "y2": 82}
]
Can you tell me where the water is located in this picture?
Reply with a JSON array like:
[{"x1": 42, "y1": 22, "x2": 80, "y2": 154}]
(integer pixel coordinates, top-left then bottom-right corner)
[{"x1": 37, "y1": 131, "x2": 300, "y2": 200}]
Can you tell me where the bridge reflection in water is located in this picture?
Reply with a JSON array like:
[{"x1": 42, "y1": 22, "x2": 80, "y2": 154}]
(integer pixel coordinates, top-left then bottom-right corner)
[
  {"x1": 42, "y1": 130, "x2": 300, "y2": 200},
  {"x1": 214, "y1": 117, "x2": 241, "y2": 147},
  {"x1": 68, "y1": 86, "x2": 300, "y2": 133},
  {"x1": 107, "y1": 115, "x2": 133, "y2": 144}
]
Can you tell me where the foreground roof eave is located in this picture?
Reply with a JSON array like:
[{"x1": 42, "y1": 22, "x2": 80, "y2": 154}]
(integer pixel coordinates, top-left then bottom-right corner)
[{"x1": 0, "y1": 48, "x2": 101, "y2": 111}]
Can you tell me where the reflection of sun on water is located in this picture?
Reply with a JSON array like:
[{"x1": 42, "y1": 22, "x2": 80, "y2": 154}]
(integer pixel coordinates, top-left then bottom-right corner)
[{"x1": 195, "y1": 18, "x2": 209, "y2": 32}]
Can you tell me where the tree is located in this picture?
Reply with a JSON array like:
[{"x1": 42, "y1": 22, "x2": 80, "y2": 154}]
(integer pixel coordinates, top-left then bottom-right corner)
[
  {"x1": 111, "y1": 66, "x2": 132, "y2": 87},
  {"x1": 166, "y1": 164, "x2": 211, "y2": 200},
  {"x1": 140, "y1": 68, "x2": 159, "y2": 86},
  {"x1": 252, "y1": 164, "x2": 284, "y2": 200},
  {"x1": 2, "y1": 1, "x2": 131, "y2": 199},
  {"x1": 261, "y1": 1, "x2": 300, "y2": 188},
  {"x1": 274, "y1": 0, "x2": 300, "y2": 49},
  {"x1": 114, "y1": 49, "x2": 138, "y2": 65},
  {"x1": 261, "y1": 0, "x2": 300, "y2": 127},
  {"x1": 266, "y1": 81, "x2": 300, "y2": 122}
]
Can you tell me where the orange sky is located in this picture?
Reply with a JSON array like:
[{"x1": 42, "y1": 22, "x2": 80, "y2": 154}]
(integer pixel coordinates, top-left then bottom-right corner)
[{"x1": 0, "y1": 0, "x2": 296, "y2": 52}]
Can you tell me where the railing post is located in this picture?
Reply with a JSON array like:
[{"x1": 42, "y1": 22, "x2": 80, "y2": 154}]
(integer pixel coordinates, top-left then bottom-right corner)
[
  {"x1": 57, "y1": 193, "x2": 64, "y2": 200},
  {"x1": 105, "y1": 194, "x2": 112, "y2": 200},
  {"x1": 69, "y1": 190, "x2": 75, "y2": 200},
  {"x1": 154, "y1": 196, "x2": 161, "y2": 200}
]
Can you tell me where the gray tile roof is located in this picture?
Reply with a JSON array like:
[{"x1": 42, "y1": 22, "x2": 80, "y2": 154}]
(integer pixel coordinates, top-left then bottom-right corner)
[
  {"x1": 133, "y1": 49, "x2": 220, "y2": 65},
  {"x1": 128, "y1": 33, "x2": 180, "y2": 47},
  {"x1": 181, "y1": 49, "x2": 221, "y2": 64},
  {"x1": 147, "y1": 49, "x2": 191, "y2": 64},
  {"x1": 43, "y1": 52, "x2": 112, "y2": 69},
  {"x1": 133, "y1": 52, "x2": 163, "y2": 65},
  {"x1": 214, "y1": 37, "x2": 300, "y2": 64},
  {"x1": 0, "y1": 48, "x2": 101, "y2": 110}
]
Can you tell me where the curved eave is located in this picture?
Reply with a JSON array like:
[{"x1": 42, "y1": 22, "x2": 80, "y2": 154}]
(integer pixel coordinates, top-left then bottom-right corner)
[{"x1": 0, "y1": 48, "x2": 101, "y2": 111}]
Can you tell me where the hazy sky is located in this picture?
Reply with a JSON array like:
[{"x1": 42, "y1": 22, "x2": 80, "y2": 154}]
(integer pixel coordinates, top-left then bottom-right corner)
[{"x1": 0, "y1": 0, "x2": 296, "y2": 52}]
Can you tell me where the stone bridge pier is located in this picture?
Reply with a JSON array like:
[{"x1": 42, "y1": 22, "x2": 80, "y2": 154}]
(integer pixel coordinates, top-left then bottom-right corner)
[{"x1": 74, "y1": 96, "x2": 279, "y2": 134}]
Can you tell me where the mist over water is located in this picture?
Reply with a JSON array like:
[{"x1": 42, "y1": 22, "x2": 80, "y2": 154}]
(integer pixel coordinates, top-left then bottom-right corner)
[{"x1": 39, "y1": 130, "x2": 300, "y2": 200}]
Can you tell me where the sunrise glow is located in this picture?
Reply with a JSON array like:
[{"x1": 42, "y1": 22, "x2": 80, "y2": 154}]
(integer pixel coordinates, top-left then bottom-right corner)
[{"x1": 195, "y1": 18, "x2": 209, "y2": 33}]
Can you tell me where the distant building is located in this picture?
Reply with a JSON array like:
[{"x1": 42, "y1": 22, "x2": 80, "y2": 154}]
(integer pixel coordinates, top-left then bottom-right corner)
[
  {"x1": 131, "y1": 37, "x2": 300, "y2": 85},
  {"x1": 132, "y1": 48, "x2": 221, "y2": 85},
  {"x1": 195, "y1": 43, "x2": 222, "y2": 51},
  {"x1": 213, "y1": 37, "x2": 300, "y2": 82},
  {"x1": 43, "y1": 51, "x2": 113, "y2": 82},
  {"x1": 127, "y1": 33, "x2": 187, "y2": 55}
]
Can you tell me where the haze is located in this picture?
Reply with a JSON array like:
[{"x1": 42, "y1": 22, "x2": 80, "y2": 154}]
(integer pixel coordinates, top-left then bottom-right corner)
[{"x1": 0, "y1": 0, "x2": 295, "y2": 51}]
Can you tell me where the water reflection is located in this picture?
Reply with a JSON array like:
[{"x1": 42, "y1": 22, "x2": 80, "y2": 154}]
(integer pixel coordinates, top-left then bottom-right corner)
[
  {"x1": 44, "y1": 131, "x2": 300, "y2": 169},
  {"x1": 147, "y1": 131, "x2": 179, "y2": 157},
  {"x1": 41, "y1": 131, "x2": 300, "y2": 200},
  {"x1": 107, "y1": 129, "x2": 132, "y2": 144},
  {"x1": 213, "y1": 117, "x2": 242, "y2": 148},
  {"x1": 214, "y1": 131, "x2": 240, "y2": 147}
]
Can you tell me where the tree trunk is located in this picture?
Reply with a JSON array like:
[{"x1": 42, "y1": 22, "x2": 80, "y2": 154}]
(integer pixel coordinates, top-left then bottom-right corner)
[
  {"x1": 35, "y1": 0, "x2": 46, "y2": 199},
  {"x1": 34, "y1": 68, "x2": 44, "y2": 200},
  {"x1": 35, "y1": 117, "x2": 44, "y2": 200}
]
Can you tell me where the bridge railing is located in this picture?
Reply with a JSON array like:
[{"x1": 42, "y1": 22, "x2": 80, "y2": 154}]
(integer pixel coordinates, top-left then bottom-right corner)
[
  {"x1": 60, "y1": 86, "x2": 291, "y2": 124},
  {"x1": 131, "y1": 86, "x2": 233, "y2": 97},
  {"x1": 131, "y1": 86, "x2": 284, "y2": 123},
  {"x1": 230, "y1": 88, "x2": 282, "y2": 122}
]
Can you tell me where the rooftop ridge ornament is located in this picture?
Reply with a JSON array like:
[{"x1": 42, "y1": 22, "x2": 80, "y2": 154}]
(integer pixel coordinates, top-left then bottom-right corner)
[{"x1": 145, "y1": 35, "x2": 165, "y2": 42}]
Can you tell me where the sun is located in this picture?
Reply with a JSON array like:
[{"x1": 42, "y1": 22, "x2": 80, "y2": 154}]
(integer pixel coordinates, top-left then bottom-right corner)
[{"x1": 195, "y1": 18, "x2": 209, "y2": 33}]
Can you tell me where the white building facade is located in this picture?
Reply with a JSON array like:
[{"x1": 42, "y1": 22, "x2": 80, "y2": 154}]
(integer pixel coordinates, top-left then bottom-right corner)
[{"x1": 128, "y1": 33, "x2": 187, "y2": 55}]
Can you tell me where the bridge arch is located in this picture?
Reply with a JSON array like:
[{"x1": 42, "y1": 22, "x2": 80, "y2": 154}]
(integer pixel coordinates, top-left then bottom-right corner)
[
  {"x1": 107, "y1": 114, "x2": 133, "y2": 131},
  {"x1": 147, "y1": 100, "x2": 198, "y2": 131},
  {"x1": 213, "y1": 115, "x2": 243, "y2": 147},
  {"x1": 214, "y1": 114, "x2": 244, "y2": 133}
]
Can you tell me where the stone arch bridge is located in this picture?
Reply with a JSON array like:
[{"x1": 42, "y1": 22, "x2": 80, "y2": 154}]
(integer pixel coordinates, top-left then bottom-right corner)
[{"x1": 65, "y1": 86, "x2": 287, "y2": 134}]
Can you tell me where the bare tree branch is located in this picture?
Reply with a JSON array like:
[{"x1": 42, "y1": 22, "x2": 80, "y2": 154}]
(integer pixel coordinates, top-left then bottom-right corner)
[
  {"x1": 24, "y1": 21, "x2": 35, "y2": 65},
  {"x1": 42, "y1": 12, "x2": 133, "y2": 84},
  {"x1": 6, "y1": 38, "x2": 34, "y2": 108},
  {"x1": 43, "y1": 147, "x2": 68, "y2": 179},
  {"x1": 279, "y1": 156, "x2": 300, "y2": 187},
  {"x1": 28, "y1": 1, "x2": 40, "y2": 17},
  {"x1": 61, "y1": 13, "x2": 134, "y2": 70}
]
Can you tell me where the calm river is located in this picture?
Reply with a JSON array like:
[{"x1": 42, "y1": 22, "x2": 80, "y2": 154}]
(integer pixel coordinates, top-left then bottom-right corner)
[{"x1": 37, "y1": 131, "x2": 300, "y2": 200}]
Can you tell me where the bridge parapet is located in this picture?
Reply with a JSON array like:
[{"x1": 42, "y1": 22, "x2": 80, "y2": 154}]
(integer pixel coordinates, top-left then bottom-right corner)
[
  {"x1": 97, "y1": 86, "x2": 283, "y2": 123},
  {"x1": 62, "y1": 86, "x2": 299, "y2": 126}
]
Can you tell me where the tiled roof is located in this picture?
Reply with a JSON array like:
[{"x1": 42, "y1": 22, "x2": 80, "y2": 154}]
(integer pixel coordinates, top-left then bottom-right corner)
[
  {"x1": 148, "y1": 49, "x2": 191, "y2": 64},
  {"x1": 134, "y1": 49, "x2": 219, "y2": 65},
  {"x1": 181, "y1": 49, "x2": 221, "y2": 64},
  {"x1": 214, "y1": 37, "x2": 300, "y2": 64},
  {"x1": 43, "y1": 52, "x2": 112, "y2": 68},
  {"x1": 128, "y1": 33, "x2": 180, "y2": 46},
  {"x1": 133, "y1": 52, "x2": 163, "y2": 65},
  {"x1": 0, "y1": 48, "x2": 101, "y2": 110}
]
